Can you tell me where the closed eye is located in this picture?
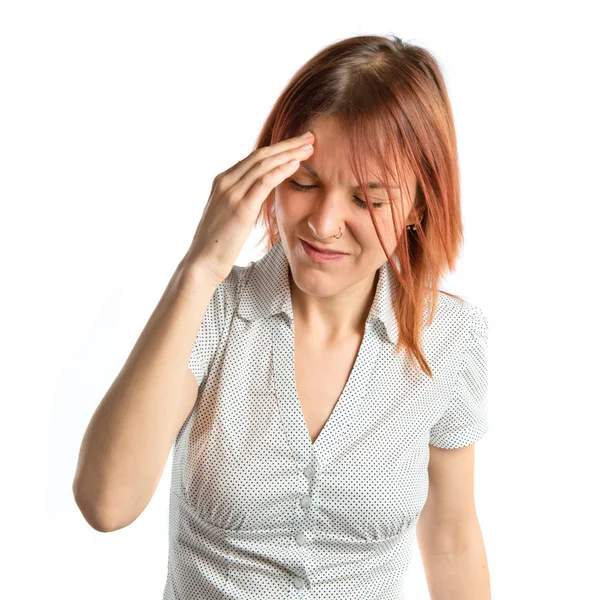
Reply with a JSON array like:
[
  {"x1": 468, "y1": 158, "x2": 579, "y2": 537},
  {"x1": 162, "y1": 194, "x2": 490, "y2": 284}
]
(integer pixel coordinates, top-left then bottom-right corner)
[{"x1": 288, "y1": 180, "x2": 385, "y2": 209}]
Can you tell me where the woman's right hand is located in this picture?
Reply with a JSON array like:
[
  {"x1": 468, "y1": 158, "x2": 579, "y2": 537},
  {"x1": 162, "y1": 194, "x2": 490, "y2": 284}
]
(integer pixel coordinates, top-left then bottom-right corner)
[{"x1": 182, "y1": 131, "x2": 315, "y2": 286}]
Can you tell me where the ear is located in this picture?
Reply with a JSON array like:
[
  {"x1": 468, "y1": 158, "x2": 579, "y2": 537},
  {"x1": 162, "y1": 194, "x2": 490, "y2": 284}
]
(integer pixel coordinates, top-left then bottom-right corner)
[{"x1": 405, "y1": 206, "x2": 424, "y2": 227}]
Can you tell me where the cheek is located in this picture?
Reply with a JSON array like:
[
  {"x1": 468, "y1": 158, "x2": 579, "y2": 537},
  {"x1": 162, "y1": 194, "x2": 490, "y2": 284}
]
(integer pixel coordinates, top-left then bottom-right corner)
[
  {"x1": 273, "y1": 189, "x2": 291, "y2": 221},
  {"x1": 275, "y1": 189, "x2": 306, "y2": 220},
  {"x1": 273, "y1": 190, "x2": 303, "y2": 238},
  {"x1": 364, "y1": 208, "x2": 392, "y2": 233},
  {"x1": 363, "y1": 211, "x2": 399, "y2": 249}
]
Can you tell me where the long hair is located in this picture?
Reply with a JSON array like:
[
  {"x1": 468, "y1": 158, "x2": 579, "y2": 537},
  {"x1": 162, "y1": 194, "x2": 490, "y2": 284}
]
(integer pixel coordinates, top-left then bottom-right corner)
[{"x1": 252, "y1": 34, "x2": 466, "y2": 378}]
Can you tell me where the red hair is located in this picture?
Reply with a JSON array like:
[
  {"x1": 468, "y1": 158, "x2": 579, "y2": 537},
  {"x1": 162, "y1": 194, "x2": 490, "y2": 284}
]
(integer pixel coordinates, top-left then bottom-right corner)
[{"x1": 252, "y1": 34, "x2": 467, "y2": 378}]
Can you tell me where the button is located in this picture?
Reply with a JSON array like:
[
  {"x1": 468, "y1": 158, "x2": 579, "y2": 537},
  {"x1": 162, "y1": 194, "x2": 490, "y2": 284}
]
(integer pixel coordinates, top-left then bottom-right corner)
[
  {"x1": 303, "y1": 465, "x2": 315, "y2": 478},
  {"x1": 295, "y1": 532, "x2": 307, "y2": 545},
  {"x1": 293, "y1": 576, "x2": 305, "y2": 589},
  {"x1": 300, "y1": 495, "x2": 311, "y2": 508}
]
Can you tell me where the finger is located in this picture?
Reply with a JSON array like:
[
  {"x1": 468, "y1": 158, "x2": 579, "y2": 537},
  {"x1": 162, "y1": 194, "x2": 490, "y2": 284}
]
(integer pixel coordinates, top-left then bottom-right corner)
[
  {"x1": 220, "y1": 132, "x2": 314, "y2": 188},
  {"x1": 239, "y1": 153, "x2": 311, "y2": 214},
  {"x1": 230, "y1": 143, "x2": 313, "y2": 206}
]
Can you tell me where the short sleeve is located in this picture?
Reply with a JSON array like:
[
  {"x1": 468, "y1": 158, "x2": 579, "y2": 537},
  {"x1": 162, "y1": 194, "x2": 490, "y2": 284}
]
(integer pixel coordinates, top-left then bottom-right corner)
[
  {"x1": 429, "y1": 304, "x2": 489, "y2": 449},
  {"x1": 187, "y1": 266, "x2": 241, "y2": 389}
]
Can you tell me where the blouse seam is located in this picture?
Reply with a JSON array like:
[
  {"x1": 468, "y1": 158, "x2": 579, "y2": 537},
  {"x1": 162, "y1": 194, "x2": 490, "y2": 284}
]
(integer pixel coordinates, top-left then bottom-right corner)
[
  {"x1": 170, "y1": 489, "x2": 412, "y2": 544},
  {"x1": 198, "y1": 266, "x2": 246, "y2": 458},
  {"x1": 434, "y1": 304, "x2": 476, "y2": 448},
  {"x1": 171, "y1": 488, "x2": 291, "y2": 534}
]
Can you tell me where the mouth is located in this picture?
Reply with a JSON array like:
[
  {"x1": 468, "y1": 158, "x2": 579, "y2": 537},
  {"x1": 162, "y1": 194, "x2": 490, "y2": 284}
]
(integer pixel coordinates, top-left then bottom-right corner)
[{"x1": 300, "y1": 239, "x2": 347, "y2": 256}]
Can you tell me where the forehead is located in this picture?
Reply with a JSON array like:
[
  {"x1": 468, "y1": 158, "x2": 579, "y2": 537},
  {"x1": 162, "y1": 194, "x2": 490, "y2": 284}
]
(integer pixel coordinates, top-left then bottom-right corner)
[
  {"x1": 300, "y1": 115, "x2": 416, "y2": 196},
  {"x1": 299, "y1": 161, "x2": 401, "y2": 191}
]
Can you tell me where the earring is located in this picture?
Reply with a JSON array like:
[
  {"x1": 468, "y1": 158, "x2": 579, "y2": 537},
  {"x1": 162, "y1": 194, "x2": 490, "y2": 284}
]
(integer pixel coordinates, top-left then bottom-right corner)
[{"x1": 407, "y1": 215, "x2": 424, "y2": 231}]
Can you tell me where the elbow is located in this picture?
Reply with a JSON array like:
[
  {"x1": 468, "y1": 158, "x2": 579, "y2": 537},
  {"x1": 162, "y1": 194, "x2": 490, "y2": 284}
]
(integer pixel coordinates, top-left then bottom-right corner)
[{"x1": 72, "y1": 481, "x2": 123, "y2": 533}]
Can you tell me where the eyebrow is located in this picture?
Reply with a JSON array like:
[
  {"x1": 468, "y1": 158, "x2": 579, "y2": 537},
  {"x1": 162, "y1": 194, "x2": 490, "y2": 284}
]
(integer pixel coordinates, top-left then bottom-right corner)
[{"x1": 299, "y1": 162, "x2": 400, "y2": 190}]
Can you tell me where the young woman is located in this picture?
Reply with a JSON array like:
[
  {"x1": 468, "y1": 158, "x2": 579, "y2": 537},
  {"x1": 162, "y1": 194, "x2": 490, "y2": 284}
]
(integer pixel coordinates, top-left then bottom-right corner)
[{"x1": 74, "y1": 34, "x2": 490, "y2": 599}]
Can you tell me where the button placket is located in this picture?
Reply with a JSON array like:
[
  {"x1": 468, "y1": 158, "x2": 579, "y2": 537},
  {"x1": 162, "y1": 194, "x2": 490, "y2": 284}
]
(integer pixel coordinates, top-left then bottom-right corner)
[
  {"x1": 292, "y1": 575, "x2": 306, "y2": 589},
  {"x1": 294, "y1": 487, "x2": 310, "y2": 549},
  {"x1": 300, "y1": 463, "x2": 315, "y2": 514},
  {"x1": 303, "y1": 464, "x2": 315, "y2": 479},
  {"x1": 298, "y1": 463, "x2": 315, "y2": 522},
  {"x1": 290, "y1": 460, "x2": 316, "y2": 591},
  {"x1": 295, "y1": 532, "x2": 308, "y2": 546}
]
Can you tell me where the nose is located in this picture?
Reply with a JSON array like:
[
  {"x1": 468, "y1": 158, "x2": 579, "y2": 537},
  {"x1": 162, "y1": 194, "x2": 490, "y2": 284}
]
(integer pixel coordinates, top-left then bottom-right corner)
[{"x1": 307, "y1": 195, "x2": 347, "y2": 240}]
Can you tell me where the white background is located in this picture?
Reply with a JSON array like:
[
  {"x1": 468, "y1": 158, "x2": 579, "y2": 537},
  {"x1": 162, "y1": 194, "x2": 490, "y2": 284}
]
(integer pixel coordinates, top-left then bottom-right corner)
[{"x1": 2, "y1": 1, "x2": 598, "y2": 598}]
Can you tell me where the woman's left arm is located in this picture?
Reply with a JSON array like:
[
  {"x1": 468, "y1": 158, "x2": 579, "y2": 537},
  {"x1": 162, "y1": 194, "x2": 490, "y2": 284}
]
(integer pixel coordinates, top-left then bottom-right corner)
[{"x1": 416, "y1": 443, "x2": 491, "y2": 600}]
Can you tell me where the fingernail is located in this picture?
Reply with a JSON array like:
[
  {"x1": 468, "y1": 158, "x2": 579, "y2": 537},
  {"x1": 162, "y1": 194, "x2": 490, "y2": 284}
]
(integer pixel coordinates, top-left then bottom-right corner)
[{"x1": 301, "y1": 131, "x2": 312, "y2": 138}]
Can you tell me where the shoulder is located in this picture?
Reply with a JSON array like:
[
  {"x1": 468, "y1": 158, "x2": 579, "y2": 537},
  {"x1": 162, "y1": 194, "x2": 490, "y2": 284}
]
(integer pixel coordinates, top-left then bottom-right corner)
[
  {"x1": 433, "y1": 292, "x2": 488, "y2": 337},
  {"x1": 215, "y1": 264, "x2": 247, "y2": 302},
  {"x1": 419, "y1": 292, "x2": 488, "y2": 367}
]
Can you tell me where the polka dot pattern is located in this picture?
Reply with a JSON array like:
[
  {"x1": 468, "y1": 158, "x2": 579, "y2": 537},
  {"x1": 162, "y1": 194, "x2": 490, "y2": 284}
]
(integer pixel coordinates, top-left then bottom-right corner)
[{"x1": 164, "y1": 240, "x2": 489, "y2": 599}]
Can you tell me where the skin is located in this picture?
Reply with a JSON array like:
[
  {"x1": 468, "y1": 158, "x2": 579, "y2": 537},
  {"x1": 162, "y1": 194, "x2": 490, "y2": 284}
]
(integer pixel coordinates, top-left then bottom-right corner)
[{"x1": 274, "y1": 115, "x2": 419, "y2": 343}]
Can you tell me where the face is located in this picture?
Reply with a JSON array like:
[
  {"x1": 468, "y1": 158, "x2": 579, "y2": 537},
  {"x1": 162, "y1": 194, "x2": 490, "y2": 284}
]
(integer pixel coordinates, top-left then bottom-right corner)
[{"x1": 274, "y1": 115, "x2": 418, "y2": 303}]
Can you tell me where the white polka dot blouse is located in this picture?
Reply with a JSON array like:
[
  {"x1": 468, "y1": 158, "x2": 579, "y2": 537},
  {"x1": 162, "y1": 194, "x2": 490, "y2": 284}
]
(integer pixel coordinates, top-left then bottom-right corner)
[{"x1": 162, "y1": 240, "x2": 489, "y2": 599}]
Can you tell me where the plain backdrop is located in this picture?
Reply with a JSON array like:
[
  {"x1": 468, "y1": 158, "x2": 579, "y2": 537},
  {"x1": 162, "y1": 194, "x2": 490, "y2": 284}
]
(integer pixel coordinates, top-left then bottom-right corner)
[{"x1": 2, "y1": 1, "x2": 598, "y2": 598}]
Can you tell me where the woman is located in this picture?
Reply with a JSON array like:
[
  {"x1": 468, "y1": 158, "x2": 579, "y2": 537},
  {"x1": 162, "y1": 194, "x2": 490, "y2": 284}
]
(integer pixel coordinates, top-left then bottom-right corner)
[{"x1": 73, "y1": 34, "x2": 490, "y2": 599}]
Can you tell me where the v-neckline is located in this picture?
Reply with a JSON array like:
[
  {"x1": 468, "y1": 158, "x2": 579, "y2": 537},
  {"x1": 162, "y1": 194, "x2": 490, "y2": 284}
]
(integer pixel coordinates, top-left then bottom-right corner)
[
  {"x1": 292, "y1": 331, "x2": 365, "y2": 449},
  {"x1": 271, "y1": 315, "x2": 384, "y2": 467}
]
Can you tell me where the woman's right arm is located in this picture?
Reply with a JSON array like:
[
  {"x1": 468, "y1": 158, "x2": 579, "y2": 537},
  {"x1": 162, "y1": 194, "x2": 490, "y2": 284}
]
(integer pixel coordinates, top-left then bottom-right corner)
[
  {"x1": 72, "y1": 261, "x2": 222, "y2": 533},
  {"x1": 73, "y1": 131, "x2": 315, "y2": 532}
]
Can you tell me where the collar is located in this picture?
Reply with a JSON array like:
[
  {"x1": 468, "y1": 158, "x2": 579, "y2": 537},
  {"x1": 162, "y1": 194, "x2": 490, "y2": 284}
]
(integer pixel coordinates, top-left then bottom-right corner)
[{"x1": 237, "y1": 240, "x2": 400, "y2": 345}]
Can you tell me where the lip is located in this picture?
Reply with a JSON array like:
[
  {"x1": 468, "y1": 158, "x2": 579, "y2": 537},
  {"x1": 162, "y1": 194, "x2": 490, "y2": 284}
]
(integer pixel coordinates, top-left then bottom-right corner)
[
  {"x1": 301, "y1": 239, "x2": 347, "y2": 255},
  {"x1": 300, "y1": 239, "x2": 348, "y2": 262}
]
